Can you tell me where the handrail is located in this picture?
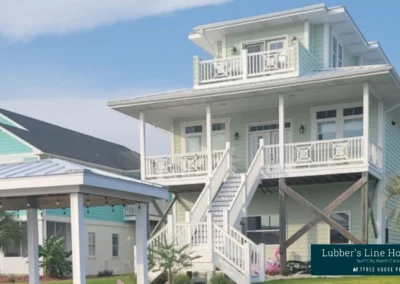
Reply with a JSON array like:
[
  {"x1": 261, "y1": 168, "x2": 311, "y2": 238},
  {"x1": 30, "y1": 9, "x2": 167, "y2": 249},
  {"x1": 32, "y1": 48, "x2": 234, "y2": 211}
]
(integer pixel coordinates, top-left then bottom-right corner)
[
  {"x1": 190, "y1": 147, "x2": 230, "y2": 223},
  {"x1": 229, "y1": 226, "x2": 260, "y2": 269}
]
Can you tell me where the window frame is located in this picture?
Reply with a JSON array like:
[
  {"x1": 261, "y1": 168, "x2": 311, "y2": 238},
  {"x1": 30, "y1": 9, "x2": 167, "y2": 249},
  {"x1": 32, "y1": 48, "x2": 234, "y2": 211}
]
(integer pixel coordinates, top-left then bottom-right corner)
[
  {"x1": 329, "y1": 211, "x2": 351, "y2": 244},
  {"x1": 112, "y1": 233, "x2": 119, "y2": 258},
  {"x1": 245, "y1": 214, "x2": 283, "y2": 246},
  {"x1": 4, "y1": 221, "x2": 27, "y2": 258},
  {"x1": 180, "y1": 118, "x2": 230, "y2": 154},
  {"x1": 88, "y1": 232, "x2": 96, "y2": 258},
  {"x1": 241, "y1": 35, "x2": 289, "y2": 53},
  {"x1": 332, "y1": 35, "x2": 344, "y2": 68},
  {"x1": 311, "y1": 102, "x2": 364, "y2": 140}
]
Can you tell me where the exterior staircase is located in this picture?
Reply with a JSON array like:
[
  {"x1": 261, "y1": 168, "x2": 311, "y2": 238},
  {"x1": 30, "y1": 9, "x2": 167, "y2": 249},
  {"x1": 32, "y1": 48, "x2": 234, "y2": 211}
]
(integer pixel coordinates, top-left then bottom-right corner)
[{"x1": 140, "y1": 142, "x2": 268, "y2": 284}]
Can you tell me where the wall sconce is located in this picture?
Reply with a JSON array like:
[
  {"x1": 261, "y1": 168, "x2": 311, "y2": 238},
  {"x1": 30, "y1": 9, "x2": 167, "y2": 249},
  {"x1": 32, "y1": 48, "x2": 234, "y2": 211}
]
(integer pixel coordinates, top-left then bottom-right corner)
[
  {"x1": 299, "y1": 125, "x2": 305, "y2": 134},
  {"x1": 392, "y1": 121, "x2": 396, "y2": 126},
  {"x1": 234, "y1": 132, "x2": 239, "y2": 140},
  {"x1": 231, "y1": 46, "x2": 237, "y2": 55}
]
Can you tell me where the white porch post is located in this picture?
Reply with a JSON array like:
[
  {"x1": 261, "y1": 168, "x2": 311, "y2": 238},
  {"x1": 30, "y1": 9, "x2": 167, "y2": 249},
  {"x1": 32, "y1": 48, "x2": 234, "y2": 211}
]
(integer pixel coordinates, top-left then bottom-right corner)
[
  {"x1": 304, "y1": 20, "x2": 310, "y2": 50},
  {"x1": 27, "y1": 208, "x2": 39, "y2": 284},
  {"x1": 323, "y1": 23, "x2": 330, "y2": 69},
  {"x1": 139, "y1": 111, "x2": 146, "y2": 180},
  {"x1": 70, "y1": 193, "x2": 86, "y2": 284},
  {"x1": 279, "y1": 94, "x2": 285, "y2": 168},
  {"x1": 206, "y1": 104, "x2": 213, "y2": 176},
  {"x1": 377, "y1": 99, "x2": 385, "y2": 243},
  {"x1": 363, "y1": 82, "x2": 370, "y2": 165},
  {"x1": 136, "y1": 203, "x2": 149, "y2": 284}
]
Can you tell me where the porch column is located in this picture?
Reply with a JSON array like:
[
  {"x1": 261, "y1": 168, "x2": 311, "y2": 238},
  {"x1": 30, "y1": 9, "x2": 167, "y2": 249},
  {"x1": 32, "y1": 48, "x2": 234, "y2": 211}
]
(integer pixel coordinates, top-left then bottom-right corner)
[
  {"x1": 139, "y1": 111, "x2": 146, "y2": 180},
  {"x1": 27, "y1": 208, "x2": 39, "y2": 284},
  {"x1": 376, "y1": 100, "x2": 385, "y2": 243},
  {"x1": 279, "y1": 178, "x2": 287, "y2": 273},
  {"x1": 363, "y1": 82, "x2": 369, "y2": 165},
  {"x1": 136, "y1": 203, "x2": 149, "y2": 284},
  {"x1": 304, "y1": 20, "x2": 310, "y2": 50},
  {"x1": 206, "y1": 104, "x2": 213, "y2": 176},
  {"x1": 361, "y1": 172, "x2": 369, "y2": 243},
  {"x1": 279, "y1": 94, "x2": 285, "y2": 168},
  {"x1": 70, "y1": 193, "x2": 86, "y2": 284}
]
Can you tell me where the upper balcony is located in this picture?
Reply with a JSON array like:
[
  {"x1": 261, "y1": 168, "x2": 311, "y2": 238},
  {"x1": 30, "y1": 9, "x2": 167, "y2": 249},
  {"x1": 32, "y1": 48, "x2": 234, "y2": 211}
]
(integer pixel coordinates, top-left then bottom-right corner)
[{"x1": 193, "y1": 40, "x2": 316, "y2": 88}]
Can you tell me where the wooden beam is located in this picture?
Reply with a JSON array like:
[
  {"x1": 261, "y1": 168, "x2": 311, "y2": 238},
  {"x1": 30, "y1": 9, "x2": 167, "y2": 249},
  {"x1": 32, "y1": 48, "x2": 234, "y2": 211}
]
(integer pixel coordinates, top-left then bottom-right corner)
[
  {"x1": 150, "y1": 195, "x2": 177, "y2": 237},
  {"x1": 280, "y1": 182, "x2": 362, "y2": 244},
  {"x1": 361, "y1": 172, "x2": 369, "y2": 243},
  {"x1": 151, "y1": 200, "x2": 164, "y2": 217},
  {"x1": 285, "y1": 175, "x2": 368, "y2": 248},
  {"x1": 279, "y1": 179, "x2": 287, "y2": 274},
  {"x1": 368, "y1": 196, "x2": 378, "y2": 239}
]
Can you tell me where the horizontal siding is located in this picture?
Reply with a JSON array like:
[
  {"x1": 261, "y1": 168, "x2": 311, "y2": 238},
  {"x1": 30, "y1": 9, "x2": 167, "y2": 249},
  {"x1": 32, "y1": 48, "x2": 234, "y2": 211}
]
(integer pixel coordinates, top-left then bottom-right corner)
[
  {"x1": 46, "y1": 206, "x2": 125, "y2": 223},
  {"x1": 0, "y1": 130, "x2": 33, "y2": 155},
  {"x1": 247, "y1": 182, "x2": 377, "y2": 261},
  {"x1": 384, "y1": 112, "x2": 400, "y2": 244},
  {"x1": 311, "y1": 24, "x2": 324, "y2": 69}
]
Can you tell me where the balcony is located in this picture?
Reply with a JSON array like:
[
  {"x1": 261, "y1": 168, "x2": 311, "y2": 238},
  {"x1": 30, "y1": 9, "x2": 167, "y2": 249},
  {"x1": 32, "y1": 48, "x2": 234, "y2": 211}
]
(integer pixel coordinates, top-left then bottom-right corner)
[{"x1": 193, "y1": 41, "x2": 316, "y2": 87}]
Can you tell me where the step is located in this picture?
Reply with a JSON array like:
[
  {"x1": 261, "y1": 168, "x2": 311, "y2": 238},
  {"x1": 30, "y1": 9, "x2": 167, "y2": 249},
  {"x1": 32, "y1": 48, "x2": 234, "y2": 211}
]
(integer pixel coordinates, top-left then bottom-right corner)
[{"x1": 214, "y1": 195, "x2": 235, "y2": 201}]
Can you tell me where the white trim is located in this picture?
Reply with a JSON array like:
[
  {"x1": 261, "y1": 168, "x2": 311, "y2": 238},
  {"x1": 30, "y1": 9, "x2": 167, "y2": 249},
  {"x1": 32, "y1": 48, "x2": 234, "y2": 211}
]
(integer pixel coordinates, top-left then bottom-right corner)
[
  {"x1": 310, "y1": 101, "x2": 364, "y2": 140},
  {"x1": 304, "y1": 20, "x2": 310, "y2": 50},
  {"x1": 331, "y1": 29, "x2": 345, "y2": 68},
  {"x1": 329, "y1": 210, "x2": 352, "y2": 244},
  {"x1": 0, "y1": 113, "x2": 28, "y2": 130},
  {"x1": 0, "y1": 126, "x2": 42, "y2": 155}
]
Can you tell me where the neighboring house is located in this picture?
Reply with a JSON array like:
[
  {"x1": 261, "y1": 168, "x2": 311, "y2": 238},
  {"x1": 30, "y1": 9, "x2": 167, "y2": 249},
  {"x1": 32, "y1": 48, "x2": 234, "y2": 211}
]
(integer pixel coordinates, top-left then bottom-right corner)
[
  {"x1": 0, "y1": 108, "x2": 167, "y2": 276},
  {"x1": 109, "y1": 3, "x2": 400, "y2": 283}
]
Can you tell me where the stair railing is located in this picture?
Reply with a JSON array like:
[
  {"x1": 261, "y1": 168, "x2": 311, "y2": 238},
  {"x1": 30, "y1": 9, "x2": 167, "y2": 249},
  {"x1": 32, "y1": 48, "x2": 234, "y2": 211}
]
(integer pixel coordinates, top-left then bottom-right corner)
[{"x1": 191, "y1": 142, "x2": 231, "y2": 223}]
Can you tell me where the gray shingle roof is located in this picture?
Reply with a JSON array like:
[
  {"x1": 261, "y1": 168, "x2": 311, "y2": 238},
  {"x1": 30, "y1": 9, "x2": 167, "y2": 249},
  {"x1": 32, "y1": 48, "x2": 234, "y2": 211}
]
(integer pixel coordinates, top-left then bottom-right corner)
[{"x1": 0, "y1": 108, "x2": 140, "y2": 171}]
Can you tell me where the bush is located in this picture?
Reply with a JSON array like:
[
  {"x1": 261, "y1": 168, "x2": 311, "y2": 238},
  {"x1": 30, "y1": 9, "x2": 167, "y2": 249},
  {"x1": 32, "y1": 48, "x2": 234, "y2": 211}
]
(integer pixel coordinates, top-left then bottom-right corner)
[
  {"x1": 39, "y1": 235, "x2": 72, "y2": 278},
  {"x1": 173, "y1": 274, "x2": 191, "y2": 284},
  {"x1": 208, "y1": 274, "x2": 232, "y2": 284},
  {"x1": 7, "y1": 275, "x2": 15, "y2": 283},
  {"x1": 97, "y1": 270, "x2": 114, "y2": 277}
]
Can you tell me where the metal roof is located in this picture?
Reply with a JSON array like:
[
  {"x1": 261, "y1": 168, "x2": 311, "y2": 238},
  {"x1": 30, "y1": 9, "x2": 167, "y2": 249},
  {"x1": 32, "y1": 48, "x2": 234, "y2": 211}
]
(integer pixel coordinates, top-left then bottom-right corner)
[{"x1": 0, "y1": 158, "x2": 163, "y2": 188}]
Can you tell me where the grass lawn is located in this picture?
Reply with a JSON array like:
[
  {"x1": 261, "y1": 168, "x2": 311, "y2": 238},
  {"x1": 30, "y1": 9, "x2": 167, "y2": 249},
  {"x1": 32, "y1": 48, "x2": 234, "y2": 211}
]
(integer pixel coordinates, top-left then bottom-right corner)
[{"x1": 267, "y1": 277, "x2": 400, "y2": 283}]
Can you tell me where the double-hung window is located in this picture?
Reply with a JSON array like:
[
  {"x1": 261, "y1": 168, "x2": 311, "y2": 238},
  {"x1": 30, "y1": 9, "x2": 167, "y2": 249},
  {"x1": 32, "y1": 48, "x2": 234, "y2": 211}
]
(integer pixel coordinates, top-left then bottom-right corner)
[
  {"x1": 4, "y1": 222, "x2": 27, "y2": 257},
  {"x1": 330, "y1": 212, "x2": 350, "y2": 244},
  {"x1": 88, "y1": 232, "x2": 96, "y2": 257},
  {"x1": 245, "y1": 215, "x2": 280, "y2": 245},
  {"x1": 332, "y1": 36, "x2": 344, "y2": 67},
  {"x1": 212, "y1": 122, "x2": 226, "y2": 151},
  {"x1": 112, "y1": 234, "x2": 119, "y2": 257},
  {"x1": 314, "y1": 105, "x2": 363, "y2": 140},
  {"x1": 184, "y1": 125, "x2": 203, "y2": 153}
]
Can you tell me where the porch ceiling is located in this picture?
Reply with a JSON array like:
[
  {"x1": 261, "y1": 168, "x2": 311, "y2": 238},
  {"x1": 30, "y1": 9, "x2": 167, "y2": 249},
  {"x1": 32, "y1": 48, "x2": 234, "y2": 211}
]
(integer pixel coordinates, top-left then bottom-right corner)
[{"x1": 110, "y1": 68, "x2": 400, "y2": 131}]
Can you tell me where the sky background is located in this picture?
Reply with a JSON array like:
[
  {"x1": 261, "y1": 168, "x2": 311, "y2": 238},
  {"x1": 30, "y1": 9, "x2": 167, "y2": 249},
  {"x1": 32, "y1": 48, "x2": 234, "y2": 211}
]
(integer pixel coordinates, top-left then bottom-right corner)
[{"x1": 0, "y1": 0, "x2": 397, "y2": 155}]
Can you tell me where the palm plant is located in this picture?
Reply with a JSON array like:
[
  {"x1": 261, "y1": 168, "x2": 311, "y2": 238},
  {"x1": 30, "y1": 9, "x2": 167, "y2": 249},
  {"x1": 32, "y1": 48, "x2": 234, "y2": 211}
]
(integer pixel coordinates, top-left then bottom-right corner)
[
  {"x1": 385, "y1": 174, "x2": 400, "y2": 224},
  {"x1": 0, "y1": 210, "x2": 25, "y2": 251},
  {"x1": 39, "y1": 235, "x2": 72, "y2": 278},
  {"x1": 149, "y1": 241, "x2": 200, "y2": 284}
]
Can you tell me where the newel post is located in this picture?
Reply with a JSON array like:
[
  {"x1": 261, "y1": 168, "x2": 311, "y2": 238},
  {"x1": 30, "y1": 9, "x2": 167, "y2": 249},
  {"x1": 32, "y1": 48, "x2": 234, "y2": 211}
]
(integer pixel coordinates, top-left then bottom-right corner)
[
  {"x1": 223, "y1": 210, "x2": 229, "y2": 232},
  {"x1": 260, "y1": 137, "x2": 265, "y2": 166},
  {"x1": 167, "y1": 214, "x2": 175, "y2": 243},
  {"x1": 242, "y1": 49, "x2": 248, "y2": 79},
  {"x1": 207, "y1": 213, "x2": 214, "y2": 263},
  {"x1": 244, "y1": 243, "x2": 252, "y2": 283},
  {"x1": 258, "y1": 244, "x2": 266, "y2": 282},
  {"x1": 185, "y1": 212, "x2": 192, "y2": 245},
  {"x1": 279, "y1": 94, "x2": 285, "y2": 169}
]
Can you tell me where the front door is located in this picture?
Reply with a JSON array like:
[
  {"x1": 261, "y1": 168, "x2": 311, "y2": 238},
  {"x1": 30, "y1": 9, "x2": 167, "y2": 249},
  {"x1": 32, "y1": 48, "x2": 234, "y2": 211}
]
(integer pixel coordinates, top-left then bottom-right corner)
[{"x1": 249, "y1": 129, "x2": 291, "y2": 164}]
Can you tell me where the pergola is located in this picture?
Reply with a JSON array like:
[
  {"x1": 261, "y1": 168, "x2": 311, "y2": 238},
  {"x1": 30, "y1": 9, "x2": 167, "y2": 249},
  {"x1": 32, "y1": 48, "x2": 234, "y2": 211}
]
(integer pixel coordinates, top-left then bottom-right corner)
[{"x1": 0, "y1": 159, "x2": 168, "y2": 284}]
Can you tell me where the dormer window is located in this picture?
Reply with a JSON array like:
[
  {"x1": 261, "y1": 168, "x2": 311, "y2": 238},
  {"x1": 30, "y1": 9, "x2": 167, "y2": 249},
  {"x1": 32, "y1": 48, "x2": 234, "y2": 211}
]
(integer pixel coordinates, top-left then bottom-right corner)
[{"x1": 332, "y1": 36, "x2": 344, "y2": 68}]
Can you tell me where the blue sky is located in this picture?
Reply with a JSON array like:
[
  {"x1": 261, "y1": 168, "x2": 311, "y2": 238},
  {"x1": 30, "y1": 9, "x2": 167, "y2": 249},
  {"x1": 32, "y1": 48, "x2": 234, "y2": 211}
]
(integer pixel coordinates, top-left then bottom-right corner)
[{"x1": 0, "y1": 0, "x2": 397, "y2": 154}]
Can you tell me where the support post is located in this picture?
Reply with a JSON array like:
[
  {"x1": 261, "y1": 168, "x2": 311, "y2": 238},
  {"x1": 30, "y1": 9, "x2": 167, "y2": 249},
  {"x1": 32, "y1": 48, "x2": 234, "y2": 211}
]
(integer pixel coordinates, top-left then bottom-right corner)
[
  {"x1": 185, "y1": 211, "x2": 191, "y2": 244},
  {"x1": 363, "y1": 82, "x2": 370, "y2": 165},
  {"x1": 279, "y1": 95, "x2": 285, "y2": 169},
  {"x1": 242, "y1": 49, "x2": 248, "y2": 79},
  {"x1": 136, "y1": 203, "x2": 149, "y2": 284},
  {"x1": 258, "y1": 244, "x2": 266, "y2": 282},
  {"x1": 279, "y1": 179, "x2": 287, "y2": 273},
  {"x1": 207, "y1": 213, "x2": 214, "y2": 264},
  {"x1": 361, "y1": 172, "x2": 369, "y2": 243},
  {"x1": 139, "y1": 111, "x2": 146, "y2": 180},
  {"x1": 377, "y1": 99, "x2": 385, "y2": 243},
  {"x1": 323, "y1": 23, "x2": 330, "y2": 69},
  {"x1": 167, "y1": 214, "x2": 175, "y2": 243},
  {"x1": 70, "y1": 193, "x2": 86, "y2": 284},
  {"x1": 206, "y1": 104, "x2": 213, "y2": 176},
  {"x1": 244, "y1": 243, "x2": 252, "y2": 283},
  {"x1": 304, "y1": 20, "x2": 310, "y2": 50},
  {"x1": 27, "y1": 208, "x2": 39, "y2": 284},
  {"x1": 223, "y1": 210, "x2": 229, "y2": 232}
]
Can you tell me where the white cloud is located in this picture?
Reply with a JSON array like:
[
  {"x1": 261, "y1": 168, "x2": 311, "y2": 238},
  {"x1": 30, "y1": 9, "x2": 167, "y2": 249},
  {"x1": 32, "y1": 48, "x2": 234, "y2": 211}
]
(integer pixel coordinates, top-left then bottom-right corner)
[
  {"x1": 0, "y1": 97, "x2": 171, "y2": 156},
  {"x1": 0, "y1": 0, "x2": 232, "y2": 40}
]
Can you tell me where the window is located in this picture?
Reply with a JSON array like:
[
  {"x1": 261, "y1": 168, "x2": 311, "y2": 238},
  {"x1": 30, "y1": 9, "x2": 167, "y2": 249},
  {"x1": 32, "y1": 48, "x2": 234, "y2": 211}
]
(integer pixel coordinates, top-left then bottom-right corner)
[
  {"x1": 330, "y1": 212, "x2": 350, "y2": 244},
  {"x1": 88, "y1": 232, "x2": 96, "y2": 257},
  {"x1": 249, "y1": 122, "x2": 291, "y2": 132},
  {"x1": 212, "y1": 122, "x2": 226, "y2": 151},
  {"x1": 112, "y1": 234, "x2": 119, "y2": 257},
  {"x1": 332, "y1": 36, "x2": 344, "y2": 68},
  {"x1": 4, "y1": 222, "x2": 27, "y2": 257},
  {"x1": 314, "y1": 105, "x2": 363, "y2": 140},
  {"x1": 245, "y1": 215, "x2": 280, "y2": 245},
  {"x1": 46, "y1": 221, "x2": 71, "y2": 250},
  {"x1": 185, "y1": 125, "x2": 203, "y2": 153}
]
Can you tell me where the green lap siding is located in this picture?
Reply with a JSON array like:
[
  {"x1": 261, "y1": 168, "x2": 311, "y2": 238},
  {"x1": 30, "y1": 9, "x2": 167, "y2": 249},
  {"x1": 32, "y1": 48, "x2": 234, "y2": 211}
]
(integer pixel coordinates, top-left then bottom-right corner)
[
  {"x1": 311, "y1": 24, "x2": 325, "y2": 69},
  {"x1": 0, "y1": 129, "x2": 33, "y2": 155}
]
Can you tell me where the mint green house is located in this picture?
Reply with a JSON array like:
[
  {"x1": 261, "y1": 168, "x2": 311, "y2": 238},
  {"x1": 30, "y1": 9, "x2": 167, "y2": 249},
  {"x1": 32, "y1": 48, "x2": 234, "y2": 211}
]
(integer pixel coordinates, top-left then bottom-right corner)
[
  {"x1": 109, "y1": 3, "x2": 400, "y2": 283},
  {"x1": 0, "y1": 109, "x2": 166, "y2": 276}
]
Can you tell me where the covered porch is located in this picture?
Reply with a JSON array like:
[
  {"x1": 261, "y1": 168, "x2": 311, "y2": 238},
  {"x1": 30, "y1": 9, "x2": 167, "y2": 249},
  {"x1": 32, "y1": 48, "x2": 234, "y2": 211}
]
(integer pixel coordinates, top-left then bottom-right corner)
[{"x1": 0, "y1": 159, "x2": 168, "y2": 284}]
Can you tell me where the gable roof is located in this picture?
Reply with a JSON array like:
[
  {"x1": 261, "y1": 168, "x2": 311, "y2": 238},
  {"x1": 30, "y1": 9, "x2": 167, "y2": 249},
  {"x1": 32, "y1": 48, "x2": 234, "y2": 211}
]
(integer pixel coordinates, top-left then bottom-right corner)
[{"x1": 0, "y1": 108, "x2": 140, "y2": 171}]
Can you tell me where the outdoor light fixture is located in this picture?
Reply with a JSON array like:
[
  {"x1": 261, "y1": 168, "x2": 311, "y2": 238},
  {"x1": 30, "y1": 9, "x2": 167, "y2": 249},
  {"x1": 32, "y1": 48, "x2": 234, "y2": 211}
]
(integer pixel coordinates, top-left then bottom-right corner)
[
  {"x1": 234, "y1": 132, "x2": 239, "y2": 140},
  {"x1": 299, "y1": 125, "x2": 305, "y2": 134},
  {"x1": 112, "y1": 205, "x2": 115, "y2": 213},
  {"x1": 105, "y1": 197, "x2": 109, "y2": 206},
  {"x1": 86, "y1": 195, "x2": 90, "y2": 206},
  {"x1": 392, "y1": 121, "x2": 396, "y2": 126},
  {"x1": 231, "y1": 46, "x2": 237, "y2": 54},
  {"x1": 63, "y1": 208, "x2": 66, "y2": 215},
  {"x1": 56, "y1": 198, "x2": 60, "y2": 206}
]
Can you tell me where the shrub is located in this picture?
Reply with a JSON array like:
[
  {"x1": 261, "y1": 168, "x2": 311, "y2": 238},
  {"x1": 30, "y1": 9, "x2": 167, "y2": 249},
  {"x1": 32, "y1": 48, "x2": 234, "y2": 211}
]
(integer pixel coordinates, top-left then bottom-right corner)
[
  {"x1": 97, "y1": 270, "x2": 114, "y2": 277},
  {"x1": 39, "y1": 235, "x2": 72, "y2": 278},
  {"x1": 208, "y1": 274, "x2": 232, "y2": 284},
  {"x1": 7, "y1": 275, "x2": 15, "y2": 283},
  {"x1": 173, "y1": 274, "x2": 191, "y2": 284}
]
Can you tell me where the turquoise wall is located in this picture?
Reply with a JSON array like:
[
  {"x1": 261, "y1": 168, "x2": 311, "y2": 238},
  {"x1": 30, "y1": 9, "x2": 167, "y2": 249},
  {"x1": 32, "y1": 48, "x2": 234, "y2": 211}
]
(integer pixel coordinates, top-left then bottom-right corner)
[
  {"x1": 0, "y1": 129, "x2": 33, "y2": 155},
  {"x1": 0, "y1": 115, "x2": 17, "y2": 127},
  {"x1": 46, "y1": 206, "x2": 125, "y2": 223}
]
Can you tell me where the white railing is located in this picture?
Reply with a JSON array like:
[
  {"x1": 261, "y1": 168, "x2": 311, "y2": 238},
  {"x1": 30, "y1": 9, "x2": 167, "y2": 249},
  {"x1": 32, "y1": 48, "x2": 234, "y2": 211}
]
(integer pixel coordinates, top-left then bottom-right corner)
[
  {"x1": 284, "y1": 137, "x2": 364, "y2": 169},
  {"x1": 228, "y1": 141, "x2": 264, "y2": 227},
  {"x1": 145, "y1": 150, "x2": 224, "y2": 179},
  {"x1": 148, "y1": 225, "x2": 170, "y2": 249},
  {"x1": 175, "y1": 222, "x2": 208, "y2": 247},
  {"x1": 191, "y1": 147, "x2": 231, "y2": 223},
  {"x1": 213, "y1": 224, "x2": 247, "y2": 274},
  {"x1": 229, "y1": 226, "x2": 260, "y2": 271},
  {"x1": 369, "y1": 141, "x2": 383, "y2": 170},
  {"x1": 247, "y1": 47, "x2": 295, "y2": 77},
  {"x1": 264, "y1": 145, "x2": 280, "y2": 174},
  {"x1": 198, "y1": 56, "x2": 243, "y2": 84}
]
